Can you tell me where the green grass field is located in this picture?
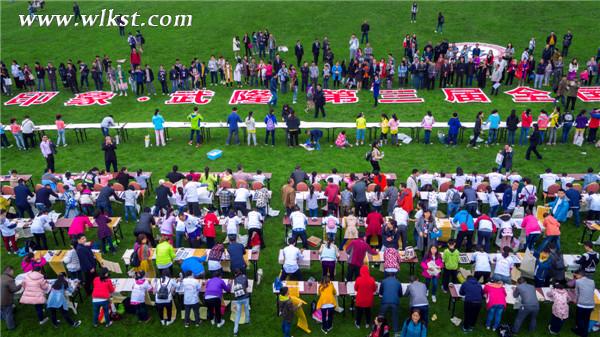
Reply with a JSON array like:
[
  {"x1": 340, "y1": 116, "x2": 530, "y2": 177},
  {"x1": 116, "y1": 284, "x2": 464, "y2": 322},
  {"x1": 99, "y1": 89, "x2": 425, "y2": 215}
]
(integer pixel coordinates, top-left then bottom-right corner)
[{"x1": 1, "y1": 1, "x2": 600, "y2": 336}]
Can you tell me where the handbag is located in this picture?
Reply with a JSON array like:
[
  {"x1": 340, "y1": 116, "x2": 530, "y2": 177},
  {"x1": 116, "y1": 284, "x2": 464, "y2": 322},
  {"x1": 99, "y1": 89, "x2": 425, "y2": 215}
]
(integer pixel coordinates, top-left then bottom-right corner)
[{"x1": 495, "y1": 153, "x2": 504, "y2": 165}]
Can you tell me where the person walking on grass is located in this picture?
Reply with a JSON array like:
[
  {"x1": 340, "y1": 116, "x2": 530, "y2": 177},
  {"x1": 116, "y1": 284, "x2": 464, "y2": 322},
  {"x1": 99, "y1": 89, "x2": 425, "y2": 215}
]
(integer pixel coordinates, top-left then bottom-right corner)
[
  {"x1": 525, "y1": 124, "x2": 542, "y2": 160},
  {"x1": 435, "y1": 12, "x2": 444, "y2": 33}
]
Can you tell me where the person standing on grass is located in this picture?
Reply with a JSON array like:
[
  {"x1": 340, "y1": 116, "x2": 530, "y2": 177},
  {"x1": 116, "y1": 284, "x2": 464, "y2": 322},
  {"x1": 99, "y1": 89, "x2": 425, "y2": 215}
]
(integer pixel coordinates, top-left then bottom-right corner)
[
  {"x1": 354, "y1": 265, "x2": 377, "y2": 329},
  {"x1": 152, "y1": 109, "x2": 166, "y2": 146},
  {"x1": 570, "y1": 270, "x2": 595, "y2": 337},
  {"x1": 460, "y1": 275, "x2": 483, "y2": 332},
  {"x1": 245, "y1": 111, "x2": 257, "y2": 146},
  {"x1": 73, "y1": 2, "x2": 81, "y2": 22},
  {"x1": 47, "y1": 273, "x2": 82, "y2": 328},
  {"x1": 55, "y1": 114, "x2": 67, "y2": 147},
  {"x1": 483, "y1": 279, "x2": 506, "y2": 331},
  {"x1": 525, "y1": 123, "x2": 542, "y2": 160},
  {"x1": 264, "y1": 109, "x2": 277, "y2": 146},
  {"x1": 91, "y1": 268, "x2": 114, "y2": 328},
  {"x1": 435, "y1": 12, "x2": 444, "y2": 33},
  {"x1": 21, "y1": 115, "x2": 36, "y2": 149},
  {"x1": 226, "y1": 107, "x2": 242, "y2": 145},
  {"x1": 1, "y1": 265, "x2": 21, "y2": 330},
  {"x1": 187, "y1": 107, "x2": 203, "y2": 147},
  {"x1": 410, "y1": 2, "x2": 418, "y2": 23},
  {"x1": 20, "y1": 265, "x2": 49, "y2": 326},
  {"x1": 314, "y1": 84, "x2": 326, "y2": 118},
  {"x1": 102, "y1": 136, "x2": 118, "y2": 172},
  {"x1": 378, "y1": 273, "x2": 403, "y2": 333},
  {"x1": 39, "y1": 135, "x2": 56, "y2": 172},
  {"x1": 511, "y1": 277, "x2": 539, "y2": 334}
]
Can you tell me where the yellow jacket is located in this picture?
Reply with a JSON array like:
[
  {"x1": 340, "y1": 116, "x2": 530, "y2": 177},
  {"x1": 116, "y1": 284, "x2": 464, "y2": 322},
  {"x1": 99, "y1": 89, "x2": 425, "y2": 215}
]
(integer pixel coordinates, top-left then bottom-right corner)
[
  {"x1": 380, "y1": 118, "x2": 389, "y2": 134},
  {"x1": 549, "y1": 112, "x2": 560, "y2": 127},
  {"x1": 316, "y1": 283, "x2": 337, "y2": 309}
]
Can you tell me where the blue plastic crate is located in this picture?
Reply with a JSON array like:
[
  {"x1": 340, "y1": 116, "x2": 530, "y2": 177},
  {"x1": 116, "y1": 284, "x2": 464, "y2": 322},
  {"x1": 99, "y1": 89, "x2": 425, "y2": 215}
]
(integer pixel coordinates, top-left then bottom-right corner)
[{"x1": 206, "y1": 149, "x2": 223, "y2": 160}]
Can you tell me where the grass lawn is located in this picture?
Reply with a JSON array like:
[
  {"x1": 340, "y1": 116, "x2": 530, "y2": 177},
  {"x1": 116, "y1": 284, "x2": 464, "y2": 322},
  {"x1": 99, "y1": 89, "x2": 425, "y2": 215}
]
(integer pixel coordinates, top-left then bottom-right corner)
[{"x1": 1, "y1": 1, "x2": 600, "y2": 337}]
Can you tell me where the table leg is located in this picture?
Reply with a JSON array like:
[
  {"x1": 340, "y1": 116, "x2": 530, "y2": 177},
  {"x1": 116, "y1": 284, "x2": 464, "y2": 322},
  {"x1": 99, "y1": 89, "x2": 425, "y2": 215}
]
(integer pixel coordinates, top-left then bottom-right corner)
[
  {"x1": 51, "y1": 229, "x2": 60, "y2": 246},
  {"x1": 410, "y1": 263, "x2": 415, "y2": 276},
  {"x1": 581, "y1": 227, "x2": 588, "y2": 243},
  {"x1": 341, "y1": 262, "x2": 345, "y2": 281},
  {"x1": 58, "y1": 228, "x2": 66, "y2": 246}
]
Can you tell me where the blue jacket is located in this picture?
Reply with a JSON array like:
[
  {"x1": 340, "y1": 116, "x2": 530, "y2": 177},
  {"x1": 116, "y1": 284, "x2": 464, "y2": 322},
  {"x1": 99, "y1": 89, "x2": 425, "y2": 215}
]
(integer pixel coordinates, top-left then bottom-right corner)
[
  {"x1": 459, "y1": 277, "x2": 483, "y2": 303},
  {"x1": 373, "y1": 79, "x2": 381, "y2": 97},
  {"x1": 452, "y1": 210, "x2": 475, "y2": 231},
  {"x1": 264, "y1": 114, "x2": 277, "y2": 128},
  {"x1": 227, "y1": 112, "x2": 242, "y2": 130},
  {"x1": 181, "y1": 256, "x2": 207, "y2": 277},
  {"x1": 310, "y1": 129, "x2": 323, "y2": 141},
  {"x1": 565, "y1": 188, "x2": 581, "y2": 209},
  {"x1": 502, "y1": 188, "x2": 520, "y2": 210},
  {"x1": 14, "y1": 184, "x2": 33, "y2": 207},
  {"x1": 227, "y1": 242, "x2": 247, "y2": 270},
  {"x1": 379, "y1": 276, "x2": 403, "y2": 305},
  {"x1": 400, "y1": 319, "x2": 427, "y2": 337},
  {"x1": 548, "y1": 197, "x2": 569, "y2": 222},
  {"x1": 534, "y1": 254, "x2": 553, "y2": 280},
  {"x1": 487, "y1": 114, "x2": 500, "y2": 129},
  {"x1": 47, "y1": 285, "x2": 73, "y2": 310},
  {"x1": 447, "y1": 117, "x2": 461, "y2": 135}
]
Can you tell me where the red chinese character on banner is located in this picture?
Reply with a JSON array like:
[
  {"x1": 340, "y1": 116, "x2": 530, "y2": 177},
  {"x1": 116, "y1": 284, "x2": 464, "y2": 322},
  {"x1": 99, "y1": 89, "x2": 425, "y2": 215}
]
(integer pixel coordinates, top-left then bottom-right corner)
[
  {"x1": 504, "y1": 86, "x2": 554, "y2": 103},
  {"x1": 442, "y1": 88, "x2": 491, "y2": 103},
  {"x1": 4, "y1": 92, "x2": 59, "y2": 107},
  {"x1": 228, "y1": 90, "x2": 272, "y2": 104},
  {"x1": 577, "y1": 87, "x2": 600, "y2": 102},
  {"x1": 323, "y1": 89, "x2": 359, "y2": 104},
  {"x1": 64, "y1": 91, "x2": 116, "y2": 106},
  {"x1": 378, "y1": 89, "x2": 424, "y2": 103},
  {"x1": 164, "y1": 90, "x2": 215, "y2": 105}
]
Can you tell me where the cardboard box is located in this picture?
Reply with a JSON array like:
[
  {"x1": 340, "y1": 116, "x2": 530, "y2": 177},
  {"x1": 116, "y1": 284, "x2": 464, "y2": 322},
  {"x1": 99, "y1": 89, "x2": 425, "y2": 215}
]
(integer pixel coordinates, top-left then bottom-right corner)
[{"x1": 307, "y1": 236, "x2": 322, "y2": 248}]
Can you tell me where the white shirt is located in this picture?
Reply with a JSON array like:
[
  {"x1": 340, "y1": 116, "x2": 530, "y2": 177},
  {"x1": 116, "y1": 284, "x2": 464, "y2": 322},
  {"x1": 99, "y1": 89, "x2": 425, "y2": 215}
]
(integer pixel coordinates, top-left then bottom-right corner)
[
  {"x1": 539, "y1": 173, "x2": 559, "y2": 192},
  {"x1": 349, "y1": 37, "x2": 359, "y2": 50},
  {"x1": 184, "y1": 181, "x2": 200, "y2": 202},
  {"x1": 487, "y1": 192, "x2": 499, "y2": 207},
  {"x1": 184, "y1": 216, "x2": 200, "y2": 234},
  {"x1": 100, "y1": 116, "x2": 115, "y2": 128},
  {"x1": 494, "y1": 255, "x2": 513, "y2": 276},
  {"x1": 225, "y1": 216, "x2": 241, "y2": 235},
  {"x1": 290, "y1": 211, "x2": 307, "y2": 231},
  {"x1": 62, "y1": 177, "x2": 76, "y2": 190},
  {"x1": 452, "y1": 174, "x2": 467, "y2": 188},
  {"x1": 507, "y1": 174, "x2": 522, "y2": 184},
  {"x1": 472, "y1": 251, "x2": 491, "y2": 272},
  {"x1": 282, "y1": 245, "x2": 302, "y2": 273},
  {"x1": 486, "y1": 172, "x2": 505, "y2": 190},
  {"x1": 560, "y1": 176, "x2": 575, "y2": 189},
  {"x1": 393, "y1": 207, "x2": 409, "y2": 227},
  {"x1": 435, "y1": 177, "x2": 451, "y2": 188},
  {"x1": 247, "y1": 211, "x2": 263, "y2": 229},
  {"x1": 31, "y1": 214, "x2": 52, "y2": 234},
  {"x1": 418, "y1": 173, "x2": 434, "y2": 188},
  {"x1": 21, "y1": 119, "x2": 35, "y2": 133},
  {"x1": 477, "y1": 218, "x2": 494, "y2": 232},
  {"x1": 588, "y1": 194, "x2": 600, "y2": 211},
  {"x1": 234, "y1": 188, "x2": 250, "y2": 203},
  {"x1": 131, "y1": 279, "x2": 152, "y2": 303},
  {"x1": 468, "y1": 175, "x2": 484, "y2": 190},
  {"x1": 252, "y1": 174, "x2": 266, "y2": 184},
  {"x1": 327, "y1": 174, "x2": 343, "y2": 185},
  {"x1": 175, "y1": 218, "x2": 187, "y2": 232}
]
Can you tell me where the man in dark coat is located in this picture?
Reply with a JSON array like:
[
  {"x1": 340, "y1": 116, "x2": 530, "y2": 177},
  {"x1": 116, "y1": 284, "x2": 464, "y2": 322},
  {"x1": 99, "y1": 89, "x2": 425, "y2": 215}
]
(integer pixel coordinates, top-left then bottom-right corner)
[
  {"x1": 525, "y1": 124, "x2": 543, "y2": 160},
  {"x1": 313, "y1": 84, "x2": 326, "y2": 118},
  {"x1": 134, "y1": 207, "x2": 156, "y2": 246},
  {"x1": 294, "y1": 40, "x2": 304, "y2": 67},
  {"x1": 312, "y1": 39, "x2": 320, "y2": 65},
  {"x1": 154, "y1": 179, "x2": 173, "y2": 216}
]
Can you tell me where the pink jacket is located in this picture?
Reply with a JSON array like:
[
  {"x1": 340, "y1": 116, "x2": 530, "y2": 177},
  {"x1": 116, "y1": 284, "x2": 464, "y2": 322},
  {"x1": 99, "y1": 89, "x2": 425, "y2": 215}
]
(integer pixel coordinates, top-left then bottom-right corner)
[
  {"x1": 335, "y1": 133, "x2": 347, "y2": 147},
  {"x1": 421, "y1": 116, "x2": 435, "y2": 130},
  {"x1": 483, "y1": 283, "x2": 507, "y2": 309},
  {"x1": 20, "y1": 271, "x2": 49, "y2": 305},
  {"x1": 68, "y1": 215, "x2": 93, "y2": 236},
  {"x1": 420, "y1": 255, "x2": 443, "y2": 279},
  {"x1": 537, "y1": 114, "x2": 549, "y2": 130},
  {"x1": 21, "y1": 257, "x2": 46, "y2": 273},
  {"x1": 521, "y1": 215, "x2": 541, "y2": 235}
]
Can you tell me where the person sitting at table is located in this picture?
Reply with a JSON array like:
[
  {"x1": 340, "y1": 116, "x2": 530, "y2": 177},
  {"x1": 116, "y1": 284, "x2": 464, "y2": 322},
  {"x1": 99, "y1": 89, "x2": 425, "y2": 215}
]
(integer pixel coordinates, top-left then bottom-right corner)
[
  {"x1": 134, "y1": 207, "x2": 156, "y2": 247},
  {"x1": 459, "y1": 275, "x2": 483, "y2": 332},
  {"x1": 34, "y1": 184, "x2": 58, "y2": 212},
  {"x1": 133, "y1": 233, "x2": 156, "y2": 278},
  {"x1": 156, "y1": 236, "x2": 175, "y2": 276},
  {"x1": 345, "y1": 232, "x2": 378, "y2": 281},
  {"x1": 289, "y1": 206, "x2": 309, "y2": 249},
  {"x1": 40, "y1": 168, "x2": 59, "y2": 191},
  {"x1": 115, "y1": 167, "x2": 134, "y2": 188},
  {"x1": 20, "y1": 265, "x2": 49, "y2": 325},
  {"x1": 228, "y1": 235, "x2": 247, "y2": 275},
  {"x1": 281, "y1": 237, "x2": 303, "y2": 281},
  {"x1": 30, "y1": 208, "x2": 53, "y2": 250},
  {"x1": 21, "y1": 252, "x2": 47, "y2": 272},
  {"x1": 82, "y1": 168, "x2": 100, "y2": 189},
  {"x1": 208, "y1": 243, "x2": 225, "y2": 275},
  {"x1": 97, "y1": 169, "x2": 112, "y2": 187},
  {"x1": 354, "y1": 265, "x2": 377, "y2": 329},
  {"x1": 67, "y1": 213, "x2": 93, "y2": 240}
]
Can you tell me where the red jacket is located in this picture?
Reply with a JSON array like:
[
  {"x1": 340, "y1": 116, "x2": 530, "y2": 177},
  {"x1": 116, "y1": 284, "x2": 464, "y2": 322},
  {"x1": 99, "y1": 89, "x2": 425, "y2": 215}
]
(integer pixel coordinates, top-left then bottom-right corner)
[
  {"x1": 354, "y1": 265, "x2": 376, "y2": 308},
  {"x1": 366, "y1": 211, "x2": 384, "y2": 236},
  {"x1": 92, "y1": 277, "x2": 115, "y2": 299},
  {"x1": 521, "y1": 112, "x2": 533, "y2": 128},
  {"x1": 324, "y1": 183, "x2": 340, "y2": 204},
  {"x1": 373, "y1": 174, "x2": 387, "y2": 190},
  {"x1": 130, "y1": 52, "x2": 141, "y2": 65},
  {"x1": 203, "y1": 212, "x2": 218, "y2": 238},
  {"x1": 398, "y1": 188, "x2": 414, "y2": 213},
  {"x1": 346, "y1": 238, "x2": 377, "y2": 267}
]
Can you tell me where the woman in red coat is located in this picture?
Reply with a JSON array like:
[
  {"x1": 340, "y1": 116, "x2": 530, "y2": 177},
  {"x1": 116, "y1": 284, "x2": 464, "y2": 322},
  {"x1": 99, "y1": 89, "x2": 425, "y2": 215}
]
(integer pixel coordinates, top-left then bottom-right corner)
[
  {"x1": 354, "y1": 265, "x2": 377, "y2": 328},
  {"x1": 130, "y1": 48, "x2": 141, "y2": 70}
]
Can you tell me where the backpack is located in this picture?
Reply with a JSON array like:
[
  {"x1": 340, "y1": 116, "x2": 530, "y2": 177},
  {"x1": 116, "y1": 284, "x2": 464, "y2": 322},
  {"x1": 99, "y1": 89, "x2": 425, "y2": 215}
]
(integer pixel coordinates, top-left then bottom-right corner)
[
  {"x1": 450, "y1": 189, "x2": 461, "y2": 204},
  {"x1": 157, "y1": 279, "x2": 170, "y2": 300},
  {"x1": 524, "y1": 186, "x2": 536, "y2": 206},
  {"x1": 65, "y1": 192, "x2": 77, "y2": 209},
  {"x1": 129, "y1": 247, "x2": 141, "y2": 267},
  {"x1": 365, "y1": 151, "x2": 372, "y2": 162},
  {"x1": 326, "y1": 217, "x2": 337, "y2": 230},
  {"x1": 266, "y1": 117, "x2": 275, "y2": 131},
  {"x1": 232, "y1": 276, "x2": 247, "y2": 298}
]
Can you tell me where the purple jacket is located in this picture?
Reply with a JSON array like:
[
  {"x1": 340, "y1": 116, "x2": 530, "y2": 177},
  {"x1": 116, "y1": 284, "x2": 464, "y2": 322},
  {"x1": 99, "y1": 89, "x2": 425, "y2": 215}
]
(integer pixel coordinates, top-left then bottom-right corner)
[
  {"x1": 95, "y1": 214, "x2": 113, "y2": 239},
  {"x1": 204, "y1": 277, "x2": 230, "y2": 299},
  {"x1": 575, "y1": 115, "x2": 589, "y2": 129}
]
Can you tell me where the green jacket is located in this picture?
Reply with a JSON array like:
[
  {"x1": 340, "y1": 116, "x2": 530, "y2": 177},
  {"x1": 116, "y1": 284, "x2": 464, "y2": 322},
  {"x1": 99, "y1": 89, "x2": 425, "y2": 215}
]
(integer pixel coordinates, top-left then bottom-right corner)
[
  {"x1": 155, "y1": 241, "x2": 175, "y2": 266},
  {"x1": 442, "y1": 249, "x2": 460, "y2": 270},
  {"x1": 188, "y1": 113, "x2": 204, "y2": 130}
]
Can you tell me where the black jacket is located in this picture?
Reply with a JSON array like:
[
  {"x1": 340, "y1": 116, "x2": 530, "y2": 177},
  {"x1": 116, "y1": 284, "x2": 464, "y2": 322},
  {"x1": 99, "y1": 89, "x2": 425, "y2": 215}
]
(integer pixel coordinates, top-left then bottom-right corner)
[
  {"x1": 312, "y1": 42, "x2": 320, "y2": 55},
  {"x1": 314, "y1": 89, "x2": 325, "y2": 105},
  {"x1": 134, "y1": 212, "x2": 155, "y2": 236},
  {"x1": 35, "y1": 188, "x2": 58, "y2": 208},
  {"x1": 145, "y1": 68, "x2": 154, "y2": 82},
  {"x1": 506, "y1": 115, "x2": 520, "y2": 131},
  {"x1": 14, "y1": 184, "x2": 33, "y2": 207},
  {"x1": 529, "y1": 130, "x2": 541, "y2": 146},
  {"x1": 102, "y1": 142, "x2": 117, "y2": 161},
  {"x1": 295, "y1": 44, "x2": 304, "y2": 57},
  {"x1": 361, "y1": 23, "x2": 370, "y2": 33},
  {"x1": 155, "y1": 185, "x2": 172, "y2": 207}
]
